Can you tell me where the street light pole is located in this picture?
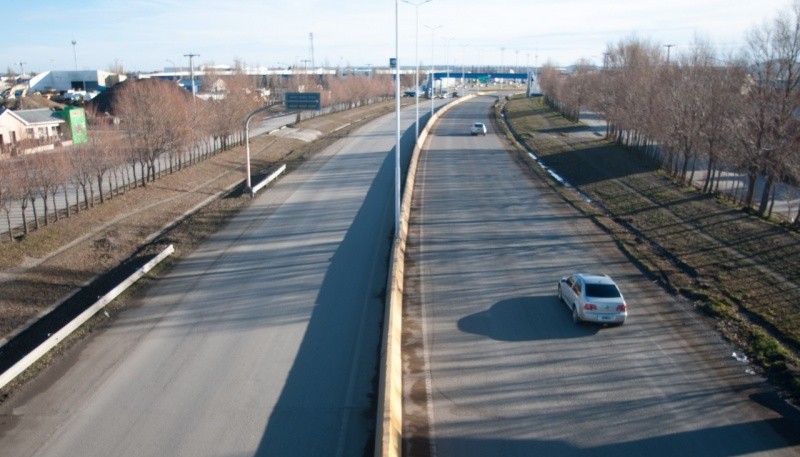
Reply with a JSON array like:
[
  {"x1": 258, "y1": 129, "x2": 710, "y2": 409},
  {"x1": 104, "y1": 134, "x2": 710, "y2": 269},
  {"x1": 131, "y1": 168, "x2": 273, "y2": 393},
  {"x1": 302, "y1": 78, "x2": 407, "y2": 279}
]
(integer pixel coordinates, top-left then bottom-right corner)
[
  {"x1": 244, "y1": 102, "x2": 282, "y2": 195},
  {"x1": 184, "y1": 53, "x2": 199, "y2": 102},
  {"x1": 71, "y1": 39, "x2": 78, "y2": 71},
  {"x1": 394, "y1": 0, "x2": 401, "y2": 238},
  {"x1": 401, "y1": 0, "x2": 432, "y2": 141},
  {"x1": 166, "y1": 59, "x2": 178, "y2": 81},
  {"x1": 460, "y1": 44, "x2": 467, "y2": 84},
  {"x1": 443, "y1": 37, "x2": 454, "y2": 92},
  {"x1": 500, "y1": 46, "x2": 505, "y2": 87},
  {"x1": 425, "y1": 24, "x2": 442, "y2": 118}
]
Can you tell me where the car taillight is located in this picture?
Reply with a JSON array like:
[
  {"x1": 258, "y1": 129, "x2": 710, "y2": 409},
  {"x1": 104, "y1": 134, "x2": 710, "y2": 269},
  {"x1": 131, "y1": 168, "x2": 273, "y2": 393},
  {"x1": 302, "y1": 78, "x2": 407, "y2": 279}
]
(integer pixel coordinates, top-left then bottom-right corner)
[
  {"x1": 584, "y1": 303, "x2": 597, "y2": 310},
  {"x1": 617, "y1": 303, "x2": 627, "y2": 312}
]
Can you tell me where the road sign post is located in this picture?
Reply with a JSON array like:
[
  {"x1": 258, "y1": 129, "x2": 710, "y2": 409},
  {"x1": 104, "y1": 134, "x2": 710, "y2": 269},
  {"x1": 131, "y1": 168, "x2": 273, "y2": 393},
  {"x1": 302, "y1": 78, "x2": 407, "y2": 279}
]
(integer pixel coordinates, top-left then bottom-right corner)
[{"x1": 244, "y1": 93, "x2": 321, "y2": 197}]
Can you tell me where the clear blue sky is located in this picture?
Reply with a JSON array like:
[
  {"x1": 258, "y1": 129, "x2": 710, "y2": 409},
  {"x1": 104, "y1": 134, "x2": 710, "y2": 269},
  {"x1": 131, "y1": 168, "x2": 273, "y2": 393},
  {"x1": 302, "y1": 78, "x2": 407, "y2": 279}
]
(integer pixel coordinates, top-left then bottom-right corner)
[{"x1": 2, "y1": 0, "x2": 791, "y2": 73}]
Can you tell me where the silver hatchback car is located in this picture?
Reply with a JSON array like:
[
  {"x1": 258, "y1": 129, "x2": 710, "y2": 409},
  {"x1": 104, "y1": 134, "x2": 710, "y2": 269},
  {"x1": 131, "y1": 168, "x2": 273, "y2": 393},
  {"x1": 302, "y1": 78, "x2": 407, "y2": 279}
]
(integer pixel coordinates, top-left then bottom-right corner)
[{"x1": 557, "y1": 273, "x2": 627, "y2": 325}]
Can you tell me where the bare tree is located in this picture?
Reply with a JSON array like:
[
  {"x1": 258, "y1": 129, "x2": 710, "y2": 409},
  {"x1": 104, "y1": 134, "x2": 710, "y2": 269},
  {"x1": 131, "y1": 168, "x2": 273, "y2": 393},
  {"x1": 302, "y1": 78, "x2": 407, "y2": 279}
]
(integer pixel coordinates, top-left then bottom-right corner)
[
  {"x1": 699, "y1": 55, "x2": 746, "y2": 194},
  {"x1": 0, "y1": 160, "x2": 14, "y2": 241},
  {"x1": 30, "y1": 151, "x2": 68, "y2": 225},
  {"x1": 659, "y1": 42, "x2": 724, "y2": 183},
  {"x1": 84, "y1": 131, "x2": 123, "y2": 204},
  {"x1": 67, "y1": 143, "x2": 95, "y2": 211},
  {"x1": 561, "y1": 59, "x2": 596, "y2": 122},
  {"x1": 734, "y1": 0, "x2": 800, "y2": 215},
  {"x1": 205, "y1": 70, "x2": 261, "y2": 151},
  {"x1": 114, "y1": 79, "x2": 194, "y2": 186},
  {"x1": 12, "y1": 156, "x2": 35, "y2": 234},
  {"x1": 594, "y1": 37, "x2": 664, "y2": 147}
]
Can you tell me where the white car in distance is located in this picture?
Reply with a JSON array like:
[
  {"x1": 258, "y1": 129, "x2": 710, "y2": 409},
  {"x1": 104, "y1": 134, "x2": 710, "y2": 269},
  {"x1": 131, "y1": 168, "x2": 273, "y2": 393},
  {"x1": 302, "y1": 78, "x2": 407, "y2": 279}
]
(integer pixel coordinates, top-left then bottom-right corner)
[{"x1": 470, "y1": 122, "x2": 487, "y2": 136}]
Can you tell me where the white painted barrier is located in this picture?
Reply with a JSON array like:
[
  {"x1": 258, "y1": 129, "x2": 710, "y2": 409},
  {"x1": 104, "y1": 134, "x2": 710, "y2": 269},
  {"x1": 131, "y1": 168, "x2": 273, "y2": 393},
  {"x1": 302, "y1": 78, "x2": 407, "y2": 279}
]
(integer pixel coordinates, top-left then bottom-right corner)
[
  {"x1": 250, "y1": 163, "x2": 287, "y2": 196},
  {"x1": 0, "y1": 244, "x2": 175, "y2": 390}
]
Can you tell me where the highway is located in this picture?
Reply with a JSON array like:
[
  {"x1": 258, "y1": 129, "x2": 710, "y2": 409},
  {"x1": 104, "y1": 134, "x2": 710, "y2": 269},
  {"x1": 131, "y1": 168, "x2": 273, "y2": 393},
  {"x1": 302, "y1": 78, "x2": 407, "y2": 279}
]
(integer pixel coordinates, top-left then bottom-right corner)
[
  {"x1": 402, "y1": 94, "x2": 800, "y2": 456},
  {"x1": 0, "y1": 104, "x2": 425, "y2": 456}
]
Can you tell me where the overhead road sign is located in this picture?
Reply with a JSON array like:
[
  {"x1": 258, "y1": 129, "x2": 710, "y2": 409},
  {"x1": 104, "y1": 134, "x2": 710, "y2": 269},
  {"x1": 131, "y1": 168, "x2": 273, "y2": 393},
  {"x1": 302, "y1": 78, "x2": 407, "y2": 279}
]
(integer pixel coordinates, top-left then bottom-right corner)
[{"x1": 285, "y1": 92, "x2": 321, "y2": 110}]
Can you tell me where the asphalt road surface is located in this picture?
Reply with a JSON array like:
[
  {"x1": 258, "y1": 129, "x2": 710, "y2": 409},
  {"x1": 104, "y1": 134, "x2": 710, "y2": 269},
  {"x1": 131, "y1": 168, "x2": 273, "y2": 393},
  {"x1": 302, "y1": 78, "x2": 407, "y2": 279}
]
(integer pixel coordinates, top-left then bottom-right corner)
[
  {"x1": 0, "y1": 104, "x2": 428, "y2": 456},
  {"x1": 402, "y1": 94, "x2": 800, "y2": 456}
]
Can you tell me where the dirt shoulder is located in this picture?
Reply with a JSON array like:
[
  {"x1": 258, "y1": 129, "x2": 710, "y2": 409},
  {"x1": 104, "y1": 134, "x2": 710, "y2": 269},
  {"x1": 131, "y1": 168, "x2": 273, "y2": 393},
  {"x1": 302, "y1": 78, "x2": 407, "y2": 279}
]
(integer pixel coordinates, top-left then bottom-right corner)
[
  {"x1": 0, "y1": 101, "x2": 397, "y2": 348},
  {"x1": 497, "y1": 95, "x2": 800, "y2": 405}
]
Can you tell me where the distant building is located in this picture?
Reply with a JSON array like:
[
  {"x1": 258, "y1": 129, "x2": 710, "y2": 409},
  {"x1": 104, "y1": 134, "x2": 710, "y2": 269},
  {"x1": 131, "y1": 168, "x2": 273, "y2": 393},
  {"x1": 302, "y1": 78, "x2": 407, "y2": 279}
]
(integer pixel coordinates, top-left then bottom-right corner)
[
  {"x1": 0, "y1": 107, "x2": 63, "y2": 142},
  {"x1": 27, "y1": 70, "x2": 126, "y2": 95}
]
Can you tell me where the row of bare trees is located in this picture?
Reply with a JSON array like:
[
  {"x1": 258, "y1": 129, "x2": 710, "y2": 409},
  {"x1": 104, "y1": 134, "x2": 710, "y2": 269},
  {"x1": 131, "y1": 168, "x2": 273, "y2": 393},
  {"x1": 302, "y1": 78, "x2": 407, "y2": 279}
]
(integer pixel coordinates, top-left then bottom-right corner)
[
  {"x1": 537, "y1": 1, "x2": 800, "y2": 224},
  {"x1": 0, "y1": 71, "x2": 398, "y2": 241}
]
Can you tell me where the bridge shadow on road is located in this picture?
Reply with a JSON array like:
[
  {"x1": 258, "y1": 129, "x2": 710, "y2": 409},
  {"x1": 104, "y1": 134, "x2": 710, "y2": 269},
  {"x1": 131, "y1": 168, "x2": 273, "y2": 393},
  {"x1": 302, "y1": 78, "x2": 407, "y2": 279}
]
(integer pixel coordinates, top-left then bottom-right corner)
[{"x1": 252, "y1": 115, "x2": 421, "y2": 456}]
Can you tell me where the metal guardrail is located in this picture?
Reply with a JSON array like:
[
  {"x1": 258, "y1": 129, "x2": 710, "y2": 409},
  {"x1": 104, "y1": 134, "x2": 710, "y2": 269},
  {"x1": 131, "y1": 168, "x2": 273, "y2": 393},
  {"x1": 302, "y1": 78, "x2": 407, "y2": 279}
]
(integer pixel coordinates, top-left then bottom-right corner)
[{"x1": 0, "y1": 244, "x2": 174, "y2": 390}]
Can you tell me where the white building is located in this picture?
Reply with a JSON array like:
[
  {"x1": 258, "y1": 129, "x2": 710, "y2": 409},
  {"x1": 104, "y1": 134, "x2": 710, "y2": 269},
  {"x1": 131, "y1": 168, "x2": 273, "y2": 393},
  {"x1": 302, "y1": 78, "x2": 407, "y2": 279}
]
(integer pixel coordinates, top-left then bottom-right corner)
[
  {"x1": 0, "y1": 108, "x2": 66, "y2": 156},
  {"x1": 27, "y1": 70, "x2": 126, "y2": 94}
]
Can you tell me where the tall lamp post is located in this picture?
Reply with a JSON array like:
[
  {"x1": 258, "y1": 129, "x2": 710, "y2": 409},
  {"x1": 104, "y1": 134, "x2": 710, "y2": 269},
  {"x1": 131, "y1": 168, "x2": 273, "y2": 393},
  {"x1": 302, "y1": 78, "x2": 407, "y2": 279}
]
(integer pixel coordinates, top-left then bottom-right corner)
[
  {"x1": 402, "y1": 0, "x2": 431, "y2": 141},
  {"x1": 460, "y1": 44, "x2": 468, "y2": 84},
  {"x1": 393, "y1": 0, "x2": 401, "y2": 238},
  {"x1": 425, "y1": 24, "x2": 442, "y2": 118},
  {"x1": 443, "y1": 36, "x2": 454, "y2": 92},
  {"x1": 166, "y1": 59, "x2": 178, "y2": 81},
  {"x1": 184, "y1": 53, "x2": 199, "y2": 103},
  {"x1": 71, "y1": 39, "x2": 78, "y2": 71}
]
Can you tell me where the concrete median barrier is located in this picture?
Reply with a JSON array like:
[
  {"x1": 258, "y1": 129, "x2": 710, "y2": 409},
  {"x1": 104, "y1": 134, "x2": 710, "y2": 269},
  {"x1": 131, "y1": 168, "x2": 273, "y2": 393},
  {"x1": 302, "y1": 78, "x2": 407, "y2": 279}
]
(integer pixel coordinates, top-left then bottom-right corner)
[{"x1": 375, "y1": 94, "x2": 475, "y2": 457}]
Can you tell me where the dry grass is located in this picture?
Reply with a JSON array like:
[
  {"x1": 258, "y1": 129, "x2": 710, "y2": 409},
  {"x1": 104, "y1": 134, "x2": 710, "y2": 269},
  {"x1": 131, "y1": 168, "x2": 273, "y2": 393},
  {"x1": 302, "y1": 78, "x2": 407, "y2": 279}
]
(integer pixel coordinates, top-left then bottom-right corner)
[{"x1": 499, "y1": 95, "x2": 800, "y2": 402}]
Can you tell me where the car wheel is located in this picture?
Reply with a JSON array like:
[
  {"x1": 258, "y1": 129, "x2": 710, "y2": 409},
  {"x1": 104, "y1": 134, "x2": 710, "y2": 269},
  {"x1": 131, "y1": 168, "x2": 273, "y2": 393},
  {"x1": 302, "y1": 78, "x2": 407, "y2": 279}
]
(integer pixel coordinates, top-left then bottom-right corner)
[
  {"x1": 572, "y1": 305, "x2": 581, "y2": 325},
  {"x1": 557, "y1": 286, "x2": 562, "y2": 302}
]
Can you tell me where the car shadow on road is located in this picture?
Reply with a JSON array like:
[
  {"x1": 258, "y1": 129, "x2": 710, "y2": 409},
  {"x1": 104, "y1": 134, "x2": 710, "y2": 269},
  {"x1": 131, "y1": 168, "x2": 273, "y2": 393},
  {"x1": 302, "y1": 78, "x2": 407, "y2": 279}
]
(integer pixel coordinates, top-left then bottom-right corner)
[{"x1": 457, "y1": 296, "x2": 600, "y2": 341}]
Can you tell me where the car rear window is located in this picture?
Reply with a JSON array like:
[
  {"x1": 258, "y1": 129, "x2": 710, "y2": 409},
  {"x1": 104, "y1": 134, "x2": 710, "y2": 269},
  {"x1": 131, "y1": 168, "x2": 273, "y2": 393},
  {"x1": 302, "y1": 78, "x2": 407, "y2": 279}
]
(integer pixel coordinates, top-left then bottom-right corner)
[{"x1": 585, "y1": 284, "x2": 620, "y2": 298}]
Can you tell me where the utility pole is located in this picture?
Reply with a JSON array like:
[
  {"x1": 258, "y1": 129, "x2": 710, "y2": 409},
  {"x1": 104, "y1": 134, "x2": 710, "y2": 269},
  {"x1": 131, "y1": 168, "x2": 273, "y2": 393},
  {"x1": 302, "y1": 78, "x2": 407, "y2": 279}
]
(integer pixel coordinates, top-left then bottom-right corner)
[
  {"x1": 664, "y1": 44, "x2": 675, "y2": 64},
  {"x1": 184, "y1": 53, "x2": 199, "y2": 102}
]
